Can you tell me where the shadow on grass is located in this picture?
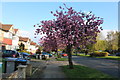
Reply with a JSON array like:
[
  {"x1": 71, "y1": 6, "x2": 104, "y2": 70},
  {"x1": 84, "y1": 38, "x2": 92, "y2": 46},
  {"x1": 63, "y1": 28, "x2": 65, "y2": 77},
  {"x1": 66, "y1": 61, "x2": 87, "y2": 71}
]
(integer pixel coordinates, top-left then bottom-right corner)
[{"x1": 60, "y1": 65, "x2": 117, "y2": 79}]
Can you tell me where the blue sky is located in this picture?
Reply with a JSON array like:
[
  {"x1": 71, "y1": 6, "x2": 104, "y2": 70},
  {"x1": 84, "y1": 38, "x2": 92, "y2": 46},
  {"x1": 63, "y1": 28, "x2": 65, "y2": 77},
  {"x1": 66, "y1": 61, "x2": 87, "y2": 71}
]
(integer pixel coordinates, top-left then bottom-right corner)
[{"x1": 1, "y1": 2, "x2": 118, "y2": 43}]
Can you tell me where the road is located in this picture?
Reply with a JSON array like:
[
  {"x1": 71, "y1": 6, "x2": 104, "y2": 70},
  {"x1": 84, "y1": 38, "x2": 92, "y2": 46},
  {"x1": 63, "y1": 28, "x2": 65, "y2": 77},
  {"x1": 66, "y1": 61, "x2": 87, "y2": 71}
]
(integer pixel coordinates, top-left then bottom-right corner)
[{"x1": 72, "y1": 56, "x2": 120, "y2": 78}]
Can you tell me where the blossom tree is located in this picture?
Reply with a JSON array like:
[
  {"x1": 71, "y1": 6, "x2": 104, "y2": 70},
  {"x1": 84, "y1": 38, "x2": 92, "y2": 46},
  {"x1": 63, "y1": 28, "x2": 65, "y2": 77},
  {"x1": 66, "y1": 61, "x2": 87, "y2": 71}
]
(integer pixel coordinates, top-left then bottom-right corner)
[
  {"x1": 39, "y1": 31, "x2": 66, "y2": 57},
  {"x1": 43, "y1": 36, "x2": 58, "y2": 52},
  {"x1": 34, "y1": 4, "x2": 103, "y2": 69}
]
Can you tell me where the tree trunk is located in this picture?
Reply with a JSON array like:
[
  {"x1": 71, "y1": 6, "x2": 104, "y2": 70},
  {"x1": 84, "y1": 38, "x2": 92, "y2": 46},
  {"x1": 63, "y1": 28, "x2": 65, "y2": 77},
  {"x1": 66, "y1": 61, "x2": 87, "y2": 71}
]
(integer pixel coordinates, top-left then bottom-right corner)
[
  {"x1": 67, "y1": 44, "x2": 74, "y2": 69},
  {"x1": 56, "y1": 51, "x2": 60, "y2": 58}
]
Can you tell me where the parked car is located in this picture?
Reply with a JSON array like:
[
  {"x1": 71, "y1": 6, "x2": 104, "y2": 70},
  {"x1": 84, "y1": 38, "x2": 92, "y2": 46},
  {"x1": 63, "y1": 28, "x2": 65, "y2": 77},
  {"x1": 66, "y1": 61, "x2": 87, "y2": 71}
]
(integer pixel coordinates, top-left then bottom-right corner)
[
  {"x1": 30, "y1": 53, "x2": 36, "y2": 58},
  {"x1": 2, "y1": 50, "x2": 20, "y2": 58},
  {"x1": 48, "y1": 54, "x2": 52, "y2": 57},
  {"x1": 19, "y1": 52, "x2": 31, "y2": 60},
  {"x1": 116, "y1": 53, "x2": 120, "y2": 56},
  {"x1": 60, "y1": 53, "x2": 68, "y2": 57},
  {"x1": 108, "y1": 53, "x2": 112, "y2": 56},
  {"x1": 41, "y1": 52, "x2": 49, "y2": 59},
  {"x1": 42, "y1": 52, "x2": 52, "y2": 57}
]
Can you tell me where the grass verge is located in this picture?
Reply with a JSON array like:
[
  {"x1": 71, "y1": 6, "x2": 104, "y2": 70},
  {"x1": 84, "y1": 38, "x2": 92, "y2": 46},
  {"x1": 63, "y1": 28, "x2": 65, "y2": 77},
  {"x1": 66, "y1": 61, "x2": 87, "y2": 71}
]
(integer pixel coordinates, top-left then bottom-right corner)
[
  {"x1": 72, "y1": 53, "x2": 90, "y2": 56},
  {"x1": 73, "y1": 53, "x2": 120, "y2": 60},
  {"x1": 45, "y1": 58, "x2": 51, "y2": 61},
  {"x1": 56, "y1": 58, "x2": 68, "y2": 61},
  {"x1": 61, "y1": 65, "x2": 115, "y2": 79},
  {"x1": 0, "y1": 58, "x2": 2, "y2": 62},
  {"x1": 96, "y1": 56, "x2": 120, "y2": 60}
]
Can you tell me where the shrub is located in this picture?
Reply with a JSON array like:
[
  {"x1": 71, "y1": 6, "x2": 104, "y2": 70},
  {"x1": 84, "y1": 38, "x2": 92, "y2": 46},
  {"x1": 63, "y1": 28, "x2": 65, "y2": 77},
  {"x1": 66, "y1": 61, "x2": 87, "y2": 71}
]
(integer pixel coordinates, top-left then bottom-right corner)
[{"x1": 90, "y1": 51, "x2": 109, "y2": 57}]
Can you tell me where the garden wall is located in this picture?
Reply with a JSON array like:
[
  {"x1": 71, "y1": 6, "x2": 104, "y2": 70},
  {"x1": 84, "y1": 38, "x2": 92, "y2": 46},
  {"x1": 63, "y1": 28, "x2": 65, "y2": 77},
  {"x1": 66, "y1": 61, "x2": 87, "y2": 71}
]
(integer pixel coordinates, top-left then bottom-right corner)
[{"x1": 2, "y1": 64, "x2": 32, "y2": 79}]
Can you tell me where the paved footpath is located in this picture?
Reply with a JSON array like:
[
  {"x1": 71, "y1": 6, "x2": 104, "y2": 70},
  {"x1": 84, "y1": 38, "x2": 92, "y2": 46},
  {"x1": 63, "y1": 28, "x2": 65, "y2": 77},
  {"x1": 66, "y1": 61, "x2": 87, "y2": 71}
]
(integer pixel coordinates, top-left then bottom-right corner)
[
  {"x1": 40, "y1": 58, "x2": 67, "y2": 78},
  {"x1": 28, "y1": 57, "x2": 68, "y2": 79}
]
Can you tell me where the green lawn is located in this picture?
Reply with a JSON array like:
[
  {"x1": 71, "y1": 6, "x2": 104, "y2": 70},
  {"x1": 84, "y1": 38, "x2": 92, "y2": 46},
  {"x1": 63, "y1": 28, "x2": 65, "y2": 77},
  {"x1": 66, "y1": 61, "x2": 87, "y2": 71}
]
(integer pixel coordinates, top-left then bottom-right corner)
[
  {"x1": 0, "y1": 58, "x2": 2, "y2": 62},
  {"x1": 74, "y1": 53, "x2": 90, "y2": 57},
  {"x1": 96, "y1": 56, "x2": 120, "y2": 60},
  {"x1": 73, "y1": 53, "x2": 120, "y2": 60},
  {"x1": 45, "y1": 58, "x2": 51, "y2": 61},
  {"x1": 56, "y1": 58, "x2": 68, "y2": 61},
  {"x1": 61, "y1": 65, "x2": 116, "y2": 79}
]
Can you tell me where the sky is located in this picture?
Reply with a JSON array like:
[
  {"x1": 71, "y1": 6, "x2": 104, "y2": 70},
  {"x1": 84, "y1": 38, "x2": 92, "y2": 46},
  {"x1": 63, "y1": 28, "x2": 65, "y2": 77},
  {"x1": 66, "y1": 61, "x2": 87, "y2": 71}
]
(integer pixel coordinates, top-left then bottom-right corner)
[{"x1": 0, "y1": 2, "x2": 118, "y2": 43}]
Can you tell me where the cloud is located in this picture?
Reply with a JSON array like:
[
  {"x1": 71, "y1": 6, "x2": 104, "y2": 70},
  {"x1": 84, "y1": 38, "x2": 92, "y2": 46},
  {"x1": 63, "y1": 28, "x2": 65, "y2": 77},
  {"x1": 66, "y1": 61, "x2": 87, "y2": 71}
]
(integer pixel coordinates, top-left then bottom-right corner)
[
  {"x1": 19, "y1": 30, "x2": 31, "y2": 37},
  {"x1": 100, "y1": 29, "x2": 117, "y2": 38}
]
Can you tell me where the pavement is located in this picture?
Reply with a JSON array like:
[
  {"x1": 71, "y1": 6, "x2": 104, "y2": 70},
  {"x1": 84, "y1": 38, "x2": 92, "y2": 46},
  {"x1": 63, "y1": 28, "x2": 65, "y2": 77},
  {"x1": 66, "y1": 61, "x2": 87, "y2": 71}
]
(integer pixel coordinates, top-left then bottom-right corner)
[
  {"x1": 27, "y1": 57, "x2": 67, "y2": 79},
  {"x1": 40, "y1": 59, "x2": 67, "y2": 78},
  {"x1": 72, "y1": 56, "x2": 120, "y2": 78}
]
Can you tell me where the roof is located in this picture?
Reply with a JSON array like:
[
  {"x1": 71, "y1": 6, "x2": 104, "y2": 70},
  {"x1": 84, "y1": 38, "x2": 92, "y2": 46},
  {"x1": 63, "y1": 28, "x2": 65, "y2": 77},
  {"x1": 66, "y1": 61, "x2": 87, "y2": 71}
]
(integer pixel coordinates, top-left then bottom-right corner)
[
  {"x1": 30, "y1": 41, "x2": 36, "y2": 45},
  {"x1": 36, "y1": 45, "x2": 39, "y2": 47},
  {"x1": 14, "y1": 29, "x2": 18, "y2": 33},
  {"x1": 19, "y1": 37, "x2": 29, "y2": 42},
  {"x1": 2, "y1": 24, "x2": 13, "y2": 31}
]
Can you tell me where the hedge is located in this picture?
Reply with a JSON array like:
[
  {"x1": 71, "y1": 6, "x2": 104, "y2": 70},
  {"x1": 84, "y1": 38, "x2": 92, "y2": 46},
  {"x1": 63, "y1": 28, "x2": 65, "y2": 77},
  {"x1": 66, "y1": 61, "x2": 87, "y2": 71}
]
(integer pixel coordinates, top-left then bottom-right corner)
[{"x1": 90, "y1": 51, "x2": 109, "y2": 57}]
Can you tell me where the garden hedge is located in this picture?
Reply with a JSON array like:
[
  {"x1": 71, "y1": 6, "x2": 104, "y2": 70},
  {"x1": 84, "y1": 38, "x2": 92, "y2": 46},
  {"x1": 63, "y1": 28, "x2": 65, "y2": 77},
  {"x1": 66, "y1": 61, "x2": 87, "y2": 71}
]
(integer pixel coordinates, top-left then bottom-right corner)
[{"x1": 90, "y1": 51, "x2": 109, "y2": 57}]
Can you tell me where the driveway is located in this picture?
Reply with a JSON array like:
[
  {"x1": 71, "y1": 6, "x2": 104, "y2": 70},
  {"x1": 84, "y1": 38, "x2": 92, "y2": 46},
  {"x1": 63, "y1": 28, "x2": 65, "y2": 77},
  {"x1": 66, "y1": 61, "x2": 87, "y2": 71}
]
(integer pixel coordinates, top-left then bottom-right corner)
[{"x1": 72, "y1": 56, "x2": 120, "y2": 78}]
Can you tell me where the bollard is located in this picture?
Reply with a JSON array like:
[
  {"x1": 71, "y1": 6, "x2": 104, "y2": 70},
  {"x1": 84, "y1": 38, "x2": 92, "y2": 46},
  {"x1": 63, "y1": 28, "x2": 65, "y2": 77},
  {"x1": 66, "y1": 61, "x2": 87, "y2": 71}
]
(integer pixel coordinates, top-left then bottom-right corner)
[
  {"x1": 42, "y1": 55, "x2": 46, "y2": 60},
  {"x1": 38, "y1": 54, "x2": 40, "y2": 59}
]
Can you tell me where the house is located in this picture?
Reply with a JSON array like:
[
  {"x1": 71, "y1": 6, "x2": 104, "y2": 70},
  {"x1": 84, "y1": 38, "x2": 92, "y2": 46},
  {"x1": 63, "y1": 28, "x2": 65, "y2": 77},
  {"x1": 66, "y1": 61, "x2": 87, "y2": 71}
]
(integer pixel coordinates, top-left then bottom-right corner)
[
  {"x1": 0, "y1": 22, "x2": 4, "y2": 51},
  {"x1": 1, "y1": 23, "x2": 38, "y2": 52},
  {"x1": 1, "y1": 24, "x2": 14, "y2": 50},
  {"x1": 29, "y1": 41, "x2": 38, "y2": 53},
  {"x1": 19, "y1": 37, "x2": 31, "y2": 51},
  {"x1": 12, "y1": 29, "x2": 20, "y2": 50}
]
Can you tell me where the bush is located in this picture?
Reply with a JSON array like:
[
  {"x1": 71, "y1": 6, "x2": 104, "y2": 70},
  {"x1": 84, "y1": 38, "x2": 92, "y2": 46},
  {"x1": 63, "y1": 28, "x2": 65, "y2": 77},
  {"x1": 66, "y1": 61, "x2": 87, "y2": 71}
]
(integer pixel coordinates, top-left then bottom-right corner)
[{"x1": 90, "y1": 51, "x2": 109, "y2": 57}]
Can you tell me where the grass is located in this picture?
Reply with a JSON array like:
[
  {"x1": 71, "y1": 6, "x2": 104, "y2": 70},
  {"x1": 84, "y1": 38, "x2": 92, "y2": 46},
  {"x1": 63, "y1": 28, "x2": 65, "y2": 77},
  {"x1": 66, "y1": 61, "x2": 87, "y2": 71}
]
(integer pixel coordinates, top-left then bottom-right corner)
[
  {"x1": 45, "y1": 58, "x2": 51, "y2": 61},
  {"x1": 78, "y1": 53, "x2": 90, "y2": 57},
  {"x1": 61, "y1": 65, "x2": 115, "y2": 79},
  {"x1": 56, "y1": 58, "x2": 68, "y2": 61},
  {"x1": 0, "y1": 58, "x2": 2, "y2": 62},
  {"x1": 54, "y1": 54, "x2": 58, "y2": 57},
  {"x1": 96, "y1": 56, "x2": 120, "y2": 60},
  {"x1": 72, "y1": 53, "x2": 90, "y2": 57},
  {"x1": 72, "y1": 53, "x2": 120, "y2": 60}
]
